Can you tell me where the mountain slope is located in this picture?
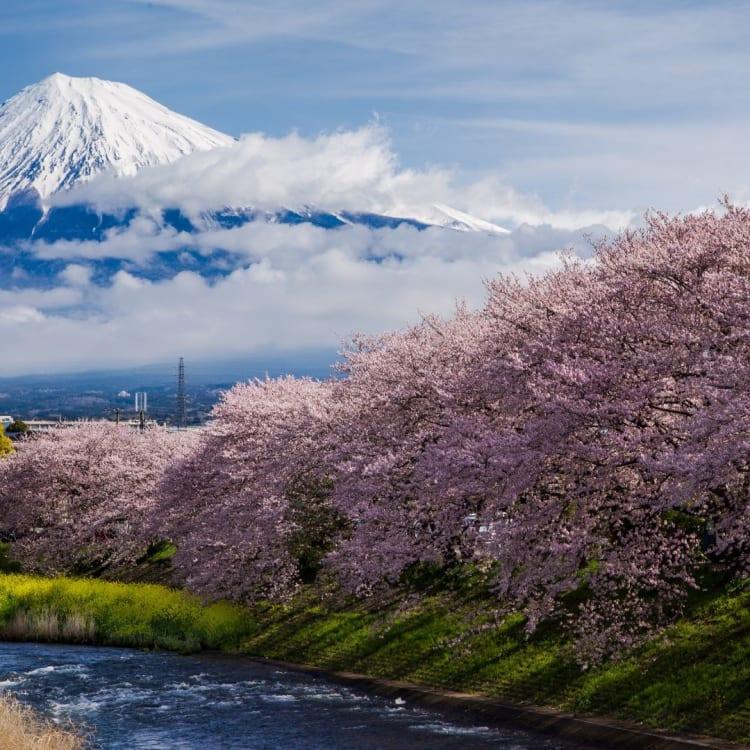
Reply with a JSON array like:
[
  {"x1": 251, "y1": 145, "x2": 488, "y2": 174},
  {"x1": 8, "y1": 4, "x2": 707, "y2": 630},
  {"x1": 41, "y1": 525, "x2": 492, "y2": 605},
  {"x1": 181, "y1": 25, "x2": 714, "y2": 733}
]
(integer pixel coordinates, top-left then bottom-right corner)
[
  {"x1": 0, "y1": 73, "x2": 234, "y2": 210},
  {"x1": 421, "y1": 203, "x2": 510, "y2": 234}
]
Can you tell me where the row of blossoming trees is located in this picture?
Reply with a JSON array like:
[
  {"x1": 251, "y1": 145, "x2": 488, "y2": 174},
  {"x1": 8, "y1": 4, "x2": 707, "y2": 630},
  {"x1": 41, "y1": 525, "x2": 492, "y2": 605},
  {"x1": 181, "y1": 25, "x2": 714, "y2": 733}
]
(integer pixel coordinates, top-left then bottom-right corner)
[{"x1": 2, "y1": 207, "x2": 750, "y2": 662}]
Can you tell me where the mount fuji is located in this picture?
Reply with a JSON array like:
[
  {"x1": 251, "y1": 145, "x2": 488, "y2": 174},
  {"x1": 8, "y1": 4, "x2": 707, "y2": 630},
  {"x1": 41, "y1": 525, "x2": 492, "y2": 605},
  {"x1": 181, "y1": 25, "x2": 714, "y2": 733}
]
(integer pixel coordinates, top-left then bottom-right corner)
[
  {"x1": 0, "y1": 74, "x2": 508, "y2": 287},
  {"x1": 0, "y1": 73, "x2": 235, "y2": 210}
]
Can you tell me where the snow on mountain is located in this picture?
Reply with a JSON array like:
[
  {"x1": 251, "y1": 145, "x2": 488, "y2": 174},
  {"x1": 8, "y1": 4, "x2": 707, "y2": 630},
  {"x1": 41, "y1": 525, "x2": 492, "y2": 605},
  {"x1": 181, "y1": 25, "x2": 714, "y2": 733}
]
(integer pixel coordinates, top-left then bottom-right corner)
[
  {"x1": 0, "y1": 73, "x2": 234, "y2": 210},
  {"x1": 0, "y1": 74, "x2": 507, "y2": 236},
  {"x1": 416, "y1": 203, "x2": 510, "y2": 235}
]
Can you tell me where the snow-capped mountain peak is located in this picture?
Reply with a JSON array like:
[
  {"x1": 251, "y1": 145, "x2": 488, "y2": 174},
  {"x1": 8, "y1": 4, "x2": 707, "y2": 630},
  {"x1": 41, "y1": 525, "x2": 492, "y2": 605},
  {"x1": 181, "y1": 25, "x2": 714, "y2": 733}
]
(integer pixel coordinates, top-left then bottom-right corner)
[
  {"x1": 0, "y1": 74, "x2": 508, "y2": 235},
  {"x1": 0, "y1": 73, "x2": 234, "y2": 209}
]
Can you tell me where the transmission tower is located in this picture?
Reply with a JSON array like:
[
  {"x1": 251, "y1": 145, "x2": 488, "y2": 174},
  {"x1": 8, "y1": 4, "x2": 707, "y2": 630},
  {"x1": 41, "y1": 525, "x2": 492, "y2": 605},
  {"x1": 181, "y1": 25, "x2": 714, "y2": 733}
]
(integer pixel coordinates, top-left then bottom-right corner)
[
  {"x1": 134, "y1": 392, "x2": 148, "y2": 432},
  {"x1": 176, "y1": 357, "x2": 187, "y2": 428}
]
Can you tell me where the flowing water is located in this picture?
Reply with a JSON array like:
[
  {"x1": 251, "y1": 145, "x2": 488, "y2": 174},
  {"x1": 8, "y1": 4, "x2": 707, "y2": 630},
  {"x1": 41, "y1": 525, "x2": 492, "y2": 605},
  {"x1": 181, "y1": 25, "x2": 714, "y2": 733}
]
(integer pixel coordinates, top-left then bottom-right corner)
[{"x1": 0, "y1": 642, "x2": 594, "y2": 749}]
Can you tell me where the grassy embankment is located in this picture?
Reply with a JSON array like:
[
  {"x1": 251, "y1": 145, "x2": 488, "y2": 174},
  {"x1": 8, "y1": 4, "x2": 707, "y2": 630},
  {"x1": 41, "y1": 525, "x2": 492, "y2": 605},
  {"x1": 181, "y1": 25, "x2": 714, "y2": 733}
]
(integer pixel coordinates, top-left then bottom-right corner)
[
  {"x1": 0, "y1": 693, "x2": 83, "y2": 750},
  {"x1": 0, "y1": 572, "x2": 748, "y2": 743}
]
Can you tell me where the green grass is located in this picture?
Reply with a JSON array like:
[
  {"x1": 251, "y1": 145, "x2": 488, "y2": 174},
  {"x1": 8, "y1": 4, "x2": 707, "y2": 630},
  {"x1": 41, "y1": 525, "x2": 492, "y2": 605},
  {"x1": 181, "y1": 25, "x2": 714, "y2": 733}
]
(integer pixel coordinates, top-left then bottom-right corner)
[
  {"x1": 238, "y1": 579, "x2": 750, "y2": 743},
  {"x1": 140, "y1": 541, "x2": 178, "y2": 564},
  {"x1": 0, "y1": 572, "x2": 747, "y2": 743},
  {"x1": 0, "y1": 544, "x2": 21, "y2": 574}
]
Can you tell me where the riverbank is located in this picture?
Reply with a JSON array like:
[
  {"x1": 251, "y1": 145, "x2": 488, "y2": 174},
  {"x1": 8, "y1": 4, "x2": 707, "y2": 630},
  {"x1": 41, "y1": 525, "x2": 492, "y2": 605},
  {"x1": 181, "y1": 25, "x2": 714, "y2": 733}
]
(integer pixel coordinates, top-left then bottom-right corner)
[
  {"x1": 0, "y1": 573, "x2": 748, "y2": 746},
  {"x1": 252, "y1": 657, "x2": 745, "y2": 750},
  {"x1": 0, "y1": 693, "x2": 83, "y2": 749}
]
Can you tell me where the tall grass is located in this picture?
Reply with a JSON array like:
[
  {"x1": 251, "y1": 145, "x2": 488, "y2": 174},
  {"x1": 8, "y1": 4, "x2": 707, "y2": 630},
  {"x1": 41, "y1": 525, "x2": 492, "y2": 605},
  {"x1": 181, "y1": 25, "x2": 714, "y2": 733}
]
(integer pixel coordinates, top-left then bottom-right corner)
[
  {"x1": 0, "y1": 694, "x2": 83, "y2": 750},
  {"x1": 0, "y1": 574, "x2": 252, "y2": 652}
]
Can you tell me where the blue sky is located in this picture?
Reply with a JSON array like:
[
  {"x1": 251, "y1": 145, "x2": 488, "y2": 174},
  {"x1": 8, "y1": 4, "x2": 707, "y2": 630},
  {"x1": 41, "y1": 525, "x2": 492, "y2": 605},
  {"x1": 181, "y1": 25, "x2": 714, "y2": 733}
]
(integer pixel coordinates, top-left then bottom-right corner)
[
  {"x1": 2, "y1": 1, "x2": 750, "y2": 375},
  {"x1": 4, "y1": 0, "x2": 750, "y2": 214}
]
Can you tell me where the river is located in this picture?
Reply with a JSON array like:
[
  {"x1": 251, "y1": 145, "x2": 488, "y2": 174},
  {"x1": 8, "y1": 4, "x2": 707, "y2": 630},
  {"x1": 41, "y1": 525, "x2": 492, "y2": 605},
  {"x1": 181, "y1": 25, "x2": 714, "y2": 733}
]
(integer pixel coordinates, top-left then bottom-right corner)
[{"x1": 0, "y1": 642, "x2": 594, "y2": 749}]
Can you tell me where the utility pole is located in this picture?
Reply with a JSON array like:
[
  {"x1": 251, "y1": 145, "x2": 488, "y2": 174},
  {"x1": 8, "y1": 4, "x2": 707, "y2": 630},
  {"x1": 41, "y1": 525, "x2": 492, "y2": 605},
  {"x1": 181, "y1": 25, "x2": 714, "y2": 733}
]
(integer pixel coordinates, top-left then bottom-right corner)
[
  {"x1": 176, "y1": 357, "x2": 187, "y2": 429},
  {"x1": 114, "y1": 408, "x2": 121, "y2": 425}
]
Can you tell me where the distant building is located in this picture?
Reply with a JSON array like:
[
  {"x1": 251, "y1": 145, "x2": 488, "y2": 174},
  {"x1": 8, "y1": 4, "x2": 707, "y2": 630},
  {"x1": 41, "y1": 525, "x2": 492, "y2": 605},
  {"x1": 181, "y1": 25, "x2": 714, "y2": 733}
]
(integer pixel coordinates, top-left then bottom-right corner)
[
  {"x1": 15, "y1": 418, "x2": 158, "y2": 434},
  {"x1": 0, "y1": 416, "x2": 13, "y2": 429},
  {"x1": 23, "y1": 419, "x2": 67, "y2": 433}
]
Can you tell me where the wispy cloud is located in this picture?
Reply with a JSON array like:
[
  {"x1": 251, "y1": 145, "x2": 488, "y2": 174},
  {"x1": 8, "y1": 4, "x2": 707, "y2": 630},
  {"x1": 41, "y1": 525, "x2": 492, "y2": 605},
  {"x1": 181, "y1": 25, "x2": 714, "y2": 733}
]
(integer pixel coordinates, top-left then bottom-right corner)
[{"x1": 115, "y1": 0, "x2": 750, "y2": 109}]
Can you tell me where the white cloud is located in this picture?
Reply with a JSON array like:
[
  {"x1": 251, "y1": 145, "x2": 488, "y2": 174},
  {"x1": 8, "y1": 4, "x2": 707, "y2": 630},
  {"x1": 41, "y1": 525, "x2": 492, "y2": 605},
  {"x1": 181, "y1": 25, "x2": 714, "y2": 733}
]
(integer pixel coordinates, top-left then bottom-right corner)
[
  {"x1": 52, "y1": 125, "x2": 632, "y2": 231},
  {"x1": 59, "y1": 264, "x2": 94, "y2": 287},
  {"x1": 35, "y1": 216, "x2": 191, "y2": 263},
  {"x1": 0, "y1": 220, "x2": 594, "y2": 375},
  {"x1": 0, "y1": 306, "x2": 46, "y2": 325},
  {"x1": 0, "y1": 287, "x2": 82, "y2": 310}
]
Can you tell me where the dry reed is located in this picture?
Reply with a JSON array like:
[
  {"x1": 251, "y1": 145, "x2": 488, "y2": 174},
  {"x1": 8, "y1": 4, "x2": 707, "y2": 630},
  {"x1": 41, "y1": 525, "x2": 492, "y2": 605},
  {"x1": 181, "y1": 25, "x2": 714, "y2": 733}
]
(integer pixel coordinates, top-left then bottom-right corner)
[
  {"x1": 1, "y1": 611, "x2": 96, "y2": 643},
  {"x1": 0, "y1": 694, "x2": 84, "y2": 749}
]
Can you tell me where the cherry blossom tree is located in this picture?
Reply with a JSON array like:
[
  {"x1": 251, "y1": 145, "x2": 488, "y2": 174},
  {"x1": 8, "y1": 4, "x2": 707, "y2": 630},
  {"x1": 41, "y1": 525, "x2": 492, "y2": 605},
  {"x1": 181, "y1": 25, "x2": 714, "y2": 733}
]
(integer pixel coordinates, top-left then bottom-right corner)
[
  {"x1": 324, "y1": 307, "x2": 493, "y2": 593},
  {"x1": 0, "y1": 422, "x2": 196, "y2": 574},
  {"x1": 154, "y1": 376, "x2": 341, "y2": 602},
  {"x1": 468, "y1": 205, "x2": 750, "y2": 659},
  {"x1": 322, "y1": 204, "x2": 750, "y2": 658}
]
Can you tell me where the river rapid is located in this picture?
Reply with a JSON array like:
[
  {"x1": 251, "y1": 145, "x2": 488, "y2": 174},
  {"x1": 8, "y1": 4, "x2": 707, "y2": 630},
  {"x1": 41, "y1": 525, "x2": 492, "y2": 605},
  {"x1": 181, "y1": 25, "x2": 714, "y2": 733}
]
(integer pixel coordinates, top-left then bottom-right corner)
[{"x1": 0, "y1": 642, "x2": 594, "y2": 749}]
